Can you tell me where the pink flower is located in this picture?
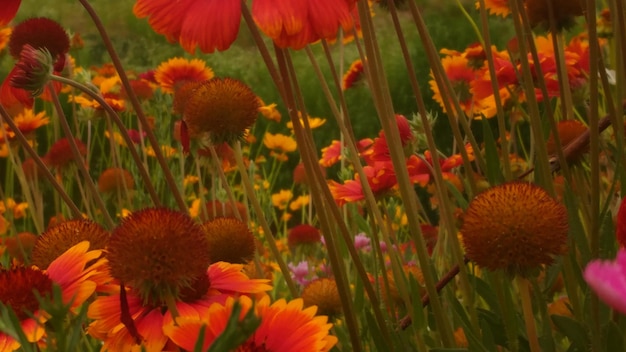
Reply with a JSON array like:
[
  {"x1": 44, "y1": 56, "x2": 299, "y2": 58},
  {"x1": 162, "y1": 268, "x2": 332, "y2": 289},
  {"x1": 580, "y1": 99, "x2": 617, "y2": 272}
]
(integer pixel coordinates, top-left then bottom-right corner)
[{"x1": 583, "y1": 249, "x2": 626, "y2": 315}]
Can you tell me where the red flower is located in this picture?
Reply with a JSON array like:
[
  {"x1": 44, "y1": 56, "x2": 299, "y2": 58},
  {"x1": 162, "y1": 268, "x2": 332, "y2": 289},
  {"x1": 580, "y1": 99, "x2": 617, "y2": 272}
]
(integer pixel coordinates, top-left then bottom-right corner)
[
  {"x1": 134, "y1": 0, "x2": 242, "y2": 54},
  {"x1": 0, "y1": 0, "x2": 20, "y2": 26},
  {"x1": 253, "y1": 0, "x2": 356, "y2": 50},
  {"x1": 617, "y1": 197, "x2": 626, "y2": 248}
]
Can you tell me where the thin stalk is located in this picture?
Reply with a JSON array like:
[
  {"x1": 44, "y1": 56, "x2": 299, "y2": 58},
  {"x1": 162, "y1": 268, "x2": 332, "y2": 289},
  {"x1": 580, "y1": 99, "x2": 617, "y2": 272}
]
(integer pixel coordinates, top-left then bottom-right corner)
[
  {"x1": 49, "y1": 75, "x2": 162, "y2": 207},
  {"x1": 48, "y1": 84, "x2": 115, "y2": 229},
  {"x1": 277, "y1": 47, "x2": 368, "y2": 351},
  {"x1": 207, "y1": 145, "x2": 243, "y2": 222},
  {"x1": 233, "y1": 142, "x2": 298, "y2": 298},
  {"x1": 0, "y1": 104, "x2": 83, "y2": 219},
  {"x1": 517, "y1": 276, "x2": 540, "y2": 352},
  {"x1": 77, "y1": 0, "x2": 187, "y2": 212},
  {"x1": 584, "y1": 1, "x2": 601, "y2": 350},
  {"x1": 508, "y1": 0, "x2": 554, "y2": 191},
  {"x1": 477, "y1": 0, "x2": 512, "y2": 180},
  {"x1": 357, "y1": 0, "x2": 454, "y2": 346},
  {"x1": 387, "y1": 0, "x2": 478, "y2": 332}
]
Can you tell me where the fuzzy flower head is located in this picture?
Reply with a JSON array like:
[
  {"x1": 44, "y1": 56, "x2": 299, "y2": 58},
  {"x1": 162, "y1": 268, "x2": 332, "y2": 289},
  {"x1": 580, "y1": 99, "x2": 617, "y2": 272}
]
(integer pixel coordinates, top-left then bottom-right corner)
[
  {"x1": 301, "y1": 278, "x2": 343, "y2": 317},
  {"x1": 106, "y1": 207, "x2": 211, "y2": 305},
  {"x1": 583, "y1": 249, "x2": 626, "y2": 315},
  {"x1": 180, "y1": 77, "x2": 260, "y2": 147},
  {"x1": 203, "y1": 217, "x2": 255, "y2": 264},
  {"x1": 9, "y1": 17, "x2": 69, "y2": 72},
  {"x1": 525, "y1": 0, "x2": 584, "y2": 31},
  {"x1": 460, "y1": 181, "x2": 569, "y2": 276}
]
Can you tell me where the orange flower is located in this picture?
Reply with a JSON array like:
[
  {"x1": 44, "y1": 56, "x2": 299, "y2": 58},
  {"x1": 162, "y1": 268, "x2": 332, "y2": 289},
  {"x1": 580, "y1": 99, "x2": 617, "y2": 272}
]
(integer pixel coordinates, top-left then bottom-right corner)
[
  {"x1": 164, "y1": 295, "x2": 337, "y2": 351},
  {"x1": 264, "y1": 132, "x2": 297, "y2": 161},
  {"x1": 342, "y1": 59, "x2": 364, "y2": 90},
  {"x1": 87, "y1": 261, "x2": 271, "y2": 351},
  {"x1": 154, "y1": 57, "x2": 213, "y2": 94},
  {"x1": 476, "y1": 0, "x2": 511, "y2": 17},
  {"x1": 272, "y1": 189, "x2": 293, "y2": 210},
  {"x1": 0, "y1": 241, "x2": 104, "y2": 351},
  {"x1": 134, "y1": 0, "x2": 242, "y2": 53},
  {"x1": 0, "y1": 108, "x2": 49, "y2": 143},
  {"x1": 258, "y1": 99, "x2": 282, "y2": 122},
  {"x1": 97, "y1": 167, "x2": 135, "y2": 194},
  {"x1": 430, "y1": 54, "x2": 480, "y2": 117},
  {"x1": 0, "y1": 27, "x2": 12, "y2": 53}
]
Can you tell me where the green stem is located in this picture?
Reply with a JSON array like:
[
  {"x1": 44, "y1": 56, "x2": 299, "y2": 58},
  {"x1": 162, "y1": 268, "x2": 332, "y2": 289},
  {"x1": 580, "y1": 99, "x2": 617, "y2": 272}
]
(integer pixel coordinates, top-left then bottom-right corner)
[
  {"x1": 233, "y1": 142, "x2": 298, "y2": 298},
  {"x1": 0, "y1": 104, "x2": 83, "y2": 219},
  {"x1": 517, "y1": 276, "x2": 540, "y2": 352},
  {"x1": 48, "y1": 83, "x2": 115, "y2": 229},
  {"x1": 77, "y1": 0, "x2": 187, "y2": 212}
]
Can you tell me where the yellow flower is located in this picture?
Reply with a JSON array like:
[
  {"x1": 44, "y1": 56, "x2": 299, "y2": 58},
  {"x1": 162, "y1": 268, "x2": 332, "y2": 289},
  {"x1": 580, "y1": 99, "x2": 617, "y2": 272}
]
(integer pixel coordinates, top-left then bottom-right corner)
[
  {"x1": 144, "y1": 145, "x2": 178, "y2": 158},
  {"x1": 263, "y1": 133, "x2": 297, "y2": 153},
  {"x1": 189, "y1": 198, "x2": 202, "y2": 218},
  {"x1": 258, "y1": 99, "x2": 282, "y2": 122},
  {"x1": 289, "y1": 195, "x2": 311, "y2": 211},
  {"x1": 184, "y1": 175, "x2": 200, "y2": 187},
  {"x1": 104, "y1": 131, "x2": 126, "y2": 147},
  {"x1": 155, "y1": 57, "x2": 214, "y2": 94},
  {"x1": 287, "y1": 113, "x2": 327, "y2": 130},
  {"x1": 0, "y1": 27, "x2": 12, "y2": 53},
  {"x1": 1, "y1": 109, "x2": 50, "y2": 142},
  {"x1": 272, "y1": 189, "x2": 293, "y2": 210}
]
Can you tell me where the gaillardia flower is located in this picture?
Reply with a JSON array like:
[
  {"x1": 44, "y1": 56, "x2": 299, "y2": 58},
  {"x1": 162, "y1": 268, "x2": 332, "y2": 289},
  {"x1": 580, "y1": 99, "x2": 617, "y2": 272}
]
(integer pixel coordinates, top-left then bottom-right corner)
[
  {"x1": 164, "y1": 295, "x2": 338, "y2": 351},
  {"x1": 133, "y1": 0, "x2": 242, "y2": 53},
  {"x1": 203, "y1": 217, "x2": 255, "y2": 264},
  {"x1": 0, "y1": 241, "x2": 103, "y2": 351},
  {"x1": 181, "y1": 77, "x2": 259, "y2": 147},
  {"x1": 31, "y1": 219, "x2": 109, "y2": 269},
  {"x1": 97, "y1": 167, "x2": 135, "y2": 194},
  {"x1": 154, "y1": 57, "x2": 213, "y2": 94},
  {"x1": 106, "y1": 207, "x2": 211, "y2": 304},
  {"x1": 0, "y1": 0, "x2": 20, "y2": 26},
  {"x1": 301, "y1": 278, "x2": 343, "y2": 317},
  {"x1": 460, "y1": 181, "x2": 568, "y2": 275},
  {"x1": 10, "y1": 44, "x2": 53, "y2": 97},
  {"x1": 88, "y1": 207, "x2": 271, "y2": 351}
]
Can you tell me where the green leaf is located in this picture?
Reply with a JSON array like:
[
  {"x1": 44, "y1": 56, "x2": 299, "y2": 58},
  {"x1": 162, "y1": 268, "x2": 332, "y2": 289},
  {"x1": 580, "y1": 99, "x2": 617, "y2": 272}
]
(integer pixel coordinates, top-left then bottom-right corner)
[
  {"x1": 550, "y1": 315, "x2": 590, "y2": 351},
  {"x1": 480, "y1": 117, "x2": 503, "y2": 185},
  {"x1": 603, "y1": 320, "x2": 624, "y2": 351}
]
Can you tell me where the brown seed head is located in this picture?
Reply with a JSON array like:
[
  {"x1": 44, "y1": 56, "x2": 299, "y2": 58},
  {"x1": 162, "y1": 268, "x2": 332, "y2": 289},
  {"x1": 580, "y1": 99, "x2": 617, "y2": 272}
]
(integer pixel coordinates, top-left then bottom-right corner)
[{"x1": 203, "y1": 217, "x2": 255, "y2": 264}]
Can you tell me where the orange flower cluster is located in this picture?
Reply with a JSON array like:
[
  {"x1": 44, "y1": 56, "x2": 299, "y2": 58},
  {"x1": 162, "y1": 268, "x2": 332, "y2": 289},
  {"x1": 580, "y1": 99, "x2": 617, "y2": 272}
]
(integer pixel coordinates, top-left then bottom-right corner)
[
  {"x1": 431, "y1": 35, "x2": 591, "y2": 119},
  {"x1": 327, "y1": 115, "x2": 463, "y2": 205}
]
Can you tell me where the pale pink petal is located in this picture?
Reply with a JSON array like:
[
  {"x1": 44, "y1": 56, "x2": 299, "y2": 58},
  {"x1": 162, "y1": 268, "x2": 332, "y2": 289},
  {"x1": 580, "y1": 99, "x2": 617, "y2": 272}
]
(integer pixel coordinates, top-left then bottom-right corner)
[{"x1": 584, "y1": 249, "x2": 626, "y2": 314}]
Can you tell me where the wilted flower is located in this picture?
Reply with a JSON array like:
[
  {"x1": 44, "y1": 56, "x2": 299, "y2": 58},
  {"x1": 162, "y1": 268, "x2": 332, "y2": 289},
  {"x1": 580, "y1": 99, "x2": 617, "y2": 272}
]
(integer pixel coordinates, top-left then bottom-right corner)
[{"x1": 10, "y1": 44, "x2": 53, "y2": 96}]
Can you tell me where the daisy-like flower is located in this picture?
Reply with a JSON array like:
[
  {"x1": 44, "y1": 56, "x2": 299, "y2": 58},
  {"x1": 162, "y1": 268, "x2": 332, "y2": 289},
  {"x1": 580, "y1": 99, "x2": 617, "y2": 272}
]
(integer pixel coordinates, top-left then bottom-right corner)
[
  {"x1": 31, "y1": 219, "x2": 109, "y2": 270},
  {"x1": 460, "y1": 181, "x2": 568, "y2": 276},
  {"x1": 0, "y1": 241, "x2": 104, "y2": 351},
  {"x1": 154, "y1": 57, "x2": 213, "y2": 94},
  {"x1": 87, "y1": 208, "x2": 271, "y2": 351},
  {"x1": 476, "y1": 0, "x2": 511, "y2": 18},
  {"x1": 0, "y1": 108, "x2": 49, "y2": 143},
  {"x1": 583, "y1": 249, "x2": 626, "y2": 315},
  {"x1": 264, "y1": 132, "x2": 297, "y2": 162},
  {"x1": 288, "y1": 224, "x2": 321, "y2": 247},
  {"x1": 253, "y1": 0, "x2": 356, "y2": 50},
  {"x1": 429, "y1": 54, "x2": 482, "y2": 117},
  {"x1": 1, "y1": 17, "x2": 69, "y2": 114},
  {"x1": 203, "y1": 217, "x2": 255, "y2": 264},
  {"x1": 164, "y1": 295, "x2": 338, "y2": 351},
  {"x1": 44, "y1": 137, "x2": 87, "y2": 170},
  {"x1": 97, "y1": 167, "x2": 135, "y2": 194},
  {"x1": 286, "y1": 113, "x2": 327, "y2": 130},
  {"x1": 301, "y1": 278, "x2": 342, "y2": 317},
  {"x1": 133, "y1": 0, "x2": 242, "y2": 53},
  {"x1": 178, "y1": 77, "x2": 259, "y2": 151},
  {"x1": 258, "y1": 99, "x2": 282, "y2": 122},
  {"x1": 342, "y1": 59, "x2": 364, "y2": 90},
  {"x1": 272, "y1": 189, "x2": 293, "y2": 210}
]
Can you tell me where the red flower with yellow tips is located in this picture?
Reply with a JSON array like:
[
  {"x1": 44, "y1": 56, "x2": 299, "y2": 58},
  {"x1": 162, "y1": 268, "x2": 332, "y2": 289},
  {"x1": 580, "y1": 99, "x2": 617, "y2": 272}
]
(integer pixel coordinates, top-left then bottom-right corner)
[
  {"x1": 164, "y1": 295, "x2": 338, "y2": 351},
  {"x1": 0, "y1": 241, "x2": 104, "y2": 351}
]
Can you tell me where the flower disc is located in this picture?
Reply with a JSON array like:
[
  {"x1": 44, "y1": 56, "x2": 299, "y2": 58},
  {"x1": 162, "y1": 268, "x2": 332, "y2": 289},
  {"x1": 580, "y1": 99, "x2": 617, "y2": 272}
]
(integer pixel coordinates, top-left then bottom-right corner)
[
  {"x1": 106, "y1": 208, "x2": 211, "y2": 304},
  {"x1": 0, "y1": 267, "x2": 52, "y2": 320},
  {"x1": 183, "y1": 77, "x2": 259, "y2": 145},
  {"x1": 460, "y1": 181, "x2": 568, "y2": 275},
  {"x1": 31, "y1": 219, "x2": 109, "y2": 269},
  {"x1": 203, "y1": 217, "x2": 255, "y2": 264}
]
